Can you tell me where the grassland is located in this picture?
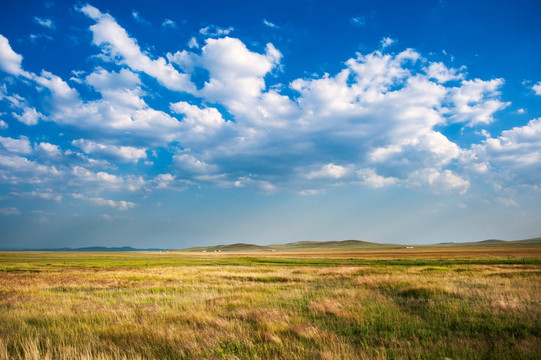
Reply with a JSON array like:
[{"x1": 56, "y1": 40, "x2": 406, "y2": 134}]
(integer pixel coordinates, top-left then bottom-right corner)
[{"x1": 1, "y1": 242, "x2": 540, "y2": 359}]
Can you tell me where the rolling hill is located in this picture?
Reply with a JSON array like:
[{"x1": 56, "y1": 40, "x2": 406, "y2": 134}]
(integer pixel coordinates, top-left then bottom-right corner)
[{"x1": 180, "y1": 237, "x2": 541, "y2": 252}]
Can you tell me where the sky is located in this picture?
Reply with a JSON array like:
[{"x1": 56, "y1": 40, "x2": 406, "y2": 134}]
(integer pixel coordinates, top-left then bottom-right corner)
[{"x1": 0, "y1": 0, "x2": 540, "y2": 249}]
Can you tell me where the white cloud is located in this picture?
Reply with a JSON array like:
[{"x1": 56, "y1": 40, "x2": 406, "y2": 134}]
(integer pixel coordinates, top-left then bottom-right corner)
[
  {"x1": 171, "y1": 101, "x2": 227, "y2": 131},
  {"x1": 187, "y1": 37, "x2": 199, "y2": 49},
  {"x1": 263, "y1": 19, "x2": 278, "y2": 29},
  {"x1": 380, "y1": 37, "x2": 395, "y2": 49},
  {"x1": 72, "y1": 193, "x2": 137, "y2": 211},
  {"x1": 0, "y1": 207, "x2": 21, "y2": 215},
  {"x1": 468, "y1": 118, "x2": 541, "y2": 186},
  {"x1": 0, "y1": 136, "x2": 32, "y2": 154},
  {"x1": 199, "y1": 25, "x2": 234, "y2": 37},
  {"x1": 199, "y1": 37, "x2": 281, "y2": 101},
  {"x1": 12, "y1": 106, "x2": 43, "y2": 125},
  {"x1": 356, "y1": 168, "x2": 398, "y2": 188},
  {"x1": 33, "y1": 16, "x2": 55, "y2": 29},
  {"x1": 80, "y1": 5, "x2": 195, "y2": 93},
  {"x1": 0, "y1": 154, "x2": 61, "y2": 185},
  {"x1": 233, "y1": 176, "x2": 275, "y2": 192},
  {"x1": 370, "y1": 131, "x2": 461, "y2": 171},
  {"x1": 162, "y1": 19, "x2": 177, "y2": 29},
  {"x1": 0, "y1": 34, "x2": 30, "y2": 77},
  {"x1": 11, "y1": 190, "x2": 62, "y2": 202},
  {"x1": 307, "y1": 163, "x2": 349, "y2": 179},
  {"x1": 90, "y1": 197, "x2": 137, "y2": 210},
  {"x1": 426, "y1": 62, "x2": 463, "y2": 83},
  {"x1": 533, "y1": 82, "x2": 541, "y2": 95},
  {"x1": 154, "y1": 173, "x2": 175, "y2": 189},
  {"x1": 35, "y1": 67, "x2": 183, "y2": 146},
  {"x1": 173, "y1": 153, "x2": 216, "y2": 173},
  {"x1": 70, "y1": 166, "x2": 147, "y2": 193},
  {"x1": 0, "y1": 120, "x2": 7, "y2": 129},
  {"x1": 34, "y1": 70, "x2": 79, "y2": 104},
  {"x1": 72, "y1": 139, "x2": 147, "y2": 163},
  {"x1": 194, "y1": 37, "x2": 288, "y2": 127},
  {"x1": 449, "y1": 78, "x2": 509, "y2": 126},
  {"x1": 72, "y1": 166, "x2": 122, "y2": 185},
  {"x1": 0, "y1": 18, "x2": 530, "y2": 198},
  {"x1": 411, "y1": 168, "x2": 470, "y2": 194}
]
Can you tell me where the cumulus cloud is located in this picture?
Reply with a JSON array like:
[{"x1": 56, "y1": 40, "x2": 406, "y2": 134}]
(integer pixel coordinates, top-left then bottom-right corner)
[
  {"x1": 0, "y1": 6, "x2": 530, "y2": 200},
  {"x1": 72, "y1": 139, "x2": 147, "y2": 163},
  {"x1": 12, "y1": 106, "x2": 43, "y2": 125},
  {"x1": 410, "y1": 168, "x2": 470, "y2": 195},
  {"x1": 469, "y1": 117, "x2": 541, "y2": 185},
  {"x1": 171, "y1": 101, "x2": 227, "y2": 131},
  {"x1": 0, "y1": 153, "x2": 61, "y2": 185},
  {"x1": 533, "y1": 82, "x2": 541, "y2": 95},
  {"x1": 307, "y1": 163, "x2": 349, "y2": 179},
  {"x1": 448, "y1": 78, "x2": 509, "y2": 126},
  {"x1": 37, "y1": 142, "x2": 61, "y2": 157},
  {"x1": 0, "y1": 136, "x2": 32, "y2": 155},
  {"x1": 0, "y1": 34, "x2": 30, "y2": 77},
  {"x1": 426, "y1": 62, "x2": 463, "y2": 83},
  {"x1": 80, "y1": 5, "x2": 195, "y2": 93},
  {"x1": 356, "y1": 168, "x2": 398, "y2": 188},
  {"x1": 173, "y1": 153, "x2": 217, "y2": 174},
  {"x1": 34, "y1": 67, "x2": 183, "y2": 146},
  {"x1": 199, "y1": 37, "x2": 281, "y2": 101},
  {"x1": 380, "y1": 37, "x2": 395, "y2": 49}
]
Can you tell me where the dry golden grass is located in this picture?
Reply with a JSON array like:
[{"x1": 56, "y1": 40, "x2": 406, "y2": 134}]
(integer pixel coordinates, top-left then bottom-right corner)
[{"x1": 0, "y1": 251, "x2": 540, "y2": 359}]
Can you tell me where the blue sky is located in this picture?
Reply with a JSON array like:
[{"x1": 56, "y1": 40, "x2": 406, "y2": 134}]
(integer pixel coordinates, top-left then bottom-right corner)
[{"x1": 0, "y1": 0, "x2": 540, "y2": 249}]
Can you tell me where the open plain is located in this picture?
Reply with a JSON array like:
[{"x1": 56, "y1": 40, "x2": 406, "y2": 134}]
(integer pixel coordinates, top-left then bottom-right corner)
[{"x1": 1, "y1": 240, "x2": 540, "y2": 359}]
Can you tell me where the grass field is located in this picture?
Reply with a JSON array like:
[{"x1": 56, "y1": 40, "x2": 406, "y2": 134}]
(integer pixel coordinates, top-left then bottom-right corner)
[{"x1": 1, "y1": 244, "x2": 540, "y2": 359}]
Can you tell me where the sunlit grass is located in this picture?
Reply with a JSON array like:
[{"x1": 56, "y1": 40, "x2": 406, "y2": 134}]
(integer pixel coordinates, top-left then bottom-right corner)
[{"x1": 1, "y1": 252, "x2": 540, "y2": 359}]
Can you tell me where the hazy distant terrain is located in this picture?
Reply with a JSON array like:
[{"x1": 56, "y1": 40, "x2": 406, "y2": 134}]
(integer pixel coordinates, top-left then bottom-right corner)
[{"x1": 180, "y1": 237, "x2": 541, "y2": 252}]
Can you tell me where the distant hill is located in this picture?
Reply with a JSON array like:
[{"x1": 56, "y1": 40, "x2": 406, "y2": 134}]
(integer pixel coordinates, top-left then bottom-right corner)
[
  {"x1": 179, "y1": 237, "x2": 541, "y2": 252},
  {"x1": 269, "y1": 239, "x2": 398, "y2": 251},
  {"x1": 434, "y1": 237, "x2": 541, "y2": 247},
  {"x1": 181, "y1": 239, "x2": 401, "y2": 252},
  {"x1": 1, "y1": 246, "x2": 166, "y2": 252},
  {"x1": 4, "y1": 237, "x2": 540, "y2": 253}
]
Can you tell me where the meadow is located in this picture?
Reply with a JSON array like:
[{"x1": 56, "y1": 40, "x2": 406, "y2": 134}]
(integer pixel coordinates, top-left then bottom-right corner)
[{"x1": 0, "y1": 244, "x2": 540, "y2": 359}]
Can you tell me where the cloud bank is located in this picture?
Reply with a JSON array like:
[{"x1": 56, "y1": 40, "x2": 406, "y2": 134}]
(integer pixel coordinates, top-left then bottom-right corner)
[{"x1": 0, "y1": 4, "x2": 537, "y2": 214}]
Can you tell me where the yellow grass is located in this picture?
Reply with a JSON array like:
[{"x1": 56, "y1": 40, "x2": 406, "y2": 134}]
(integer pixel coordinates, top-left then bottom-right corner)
[{"x1": 0, "y1": 249, "x2": 540, "y2": 359}]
